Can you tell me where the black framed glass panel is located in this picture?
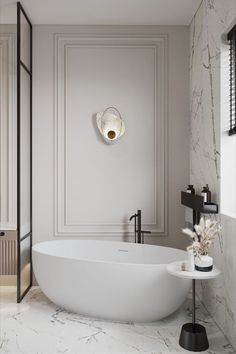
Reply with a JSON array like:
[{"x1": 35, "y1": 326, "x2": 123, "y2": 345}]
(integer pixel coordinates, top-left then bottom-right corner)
[
  {"x1": 20, "y1": 235, "x2": 31, "y2": 294},
  {"x1": 20, "y1": 66, "x2": 31, "y2": 239},
  {"x1": 20, "y1": 7, "x2": 31, "y2": 72},
  {"x1": 17, "y1": 1, "x2": 32, "y2": 303}
]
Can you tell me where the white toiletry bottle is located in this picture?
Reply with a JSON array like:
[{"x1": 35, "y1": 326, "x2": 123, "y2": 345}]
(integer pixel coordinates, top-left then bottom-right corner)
[{"x1": 187, "y1": 248, "x2": 195, "y2": 272}]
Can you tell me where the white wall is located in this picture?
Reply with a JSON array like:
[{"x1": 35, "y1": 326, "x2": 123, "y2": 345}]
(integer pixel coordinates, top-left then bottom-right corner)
[
  {"x1": 0, "y1": 25, "x2": 17, "y2": 231},
  {"x1": 33, "y1": 25, "x2": 189, "y2": 248},
  {"x1": 189, "y1": 0, "x2": 236, "y2": 348}
]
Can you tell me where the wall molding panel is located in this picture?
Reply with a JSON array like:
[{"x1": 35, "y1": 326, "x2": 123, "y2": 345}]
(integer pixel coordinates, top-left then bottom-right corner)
[
  {"x1": 53, "y1": 33, "x2": 168, "y2": 237},
  {"x1": 0, "y1": 33, "x2": 17, "y2": 230}
]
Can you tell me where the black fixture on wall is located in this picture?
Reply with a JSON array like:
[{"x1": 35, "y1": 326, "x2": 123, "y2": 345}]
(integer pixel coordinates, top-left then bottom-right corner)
[
  {"x1": 228, "y1": 24, "x2": 236, "y2": 136},
  {"x1": 17, "y1": 2, "x2": 33, "y2": 303},
  {"x1": 181, "y1": 191, "x2": 218, "y2": 226}
]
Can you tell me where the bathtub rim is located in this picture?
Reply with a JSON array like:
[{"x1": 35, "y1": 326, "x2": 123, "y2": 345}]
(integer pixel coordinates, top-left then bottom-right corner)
[{"x1": 32, "y1": 239, "x2": 187, "y2": 267}]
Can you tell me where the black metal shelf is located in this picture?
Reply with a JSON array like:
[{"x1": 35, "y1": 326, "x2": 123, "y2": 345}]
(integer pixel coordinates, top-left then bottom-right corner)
[{"x1": 181, "y1": 191, "x2": 218, "y2": 214}]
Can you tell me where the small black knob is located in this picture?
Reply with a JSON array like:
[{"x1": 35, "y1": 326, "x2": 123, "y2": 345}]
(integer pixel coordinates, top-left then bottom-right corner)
[{"x1": 0, "y1": 231, "x2": 5, "y2": 237}]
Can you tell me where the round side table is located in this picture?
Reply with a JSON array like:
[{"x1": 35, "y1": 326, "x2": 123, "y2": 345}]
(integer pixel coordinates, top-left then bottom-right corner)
[{"x1": 166, "y1": 261, "x2": 221, "y2": 352}]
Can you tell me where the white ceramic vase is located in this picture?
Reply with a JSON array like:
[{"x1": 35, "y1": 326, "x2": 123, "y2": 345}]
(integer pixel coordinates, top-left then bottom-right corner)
[{"x1": 195, "y1": 254, "x2": 213, "y2": 272}]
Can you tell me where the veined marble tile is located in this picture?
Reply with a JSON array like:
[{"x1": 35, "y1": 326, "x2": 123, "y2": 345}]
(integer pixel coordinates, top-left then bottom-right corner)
[
  {"x1": 189, "y1": 0, "x2": 236, "y2": 350},
  {"x1": 0, "y1": 287, "x2": 235, "y2": 354}
]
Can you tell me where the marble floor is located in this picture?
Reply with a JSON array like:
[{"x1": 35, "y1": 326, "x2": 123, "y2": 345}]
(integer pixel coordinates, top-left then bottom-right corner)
[{"x1": 0, "y1": 287, "x2": 235, "y2": 354}]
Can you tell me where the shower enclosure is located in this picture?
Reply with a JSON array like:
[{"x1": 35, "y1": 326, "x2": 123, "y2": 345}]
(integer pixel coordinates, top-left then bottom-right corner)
[{"x1": 0, "y1": 2, "x2": 32, "y2": 302}]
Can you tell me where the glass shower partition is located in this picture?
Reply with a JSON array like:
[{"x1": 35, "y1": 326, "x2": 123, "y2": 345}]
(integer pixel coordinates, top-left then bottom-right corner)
[
  {"x1": 17, "y1": 2, "x2": 32, "y2": 302},
  {"x1": 0, "y1": 2, "x2": 17, "y2": 292}
]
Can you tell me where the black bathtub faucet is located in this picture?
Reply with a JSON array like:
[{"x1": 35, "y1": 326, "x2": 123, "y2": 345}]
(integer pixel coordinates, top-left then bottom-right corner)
[{"x1": 129, "y1": 210, "x2": 151, "y2": 244}]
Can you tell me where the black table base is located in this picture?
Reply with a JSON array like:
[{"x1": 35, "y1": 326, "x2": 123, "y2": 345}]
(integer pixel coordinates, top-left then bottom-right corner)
[
  {"x1": 179, "y1": 279, "x2": 209, "y2": 352},
  {"x1": 179, "y1": 323, "x2": 209, "y2": 352}
]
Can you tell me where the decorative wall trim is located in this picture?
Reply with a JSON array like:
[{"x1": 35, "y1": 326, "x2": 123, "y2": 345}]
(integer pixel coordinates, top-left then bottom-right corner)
[
  {"x1": 0, "y1": 34, "x2": 17, "y2": 230},
  {"x1": 54, "y1": 33, "x2": 168, "y2": 237}
]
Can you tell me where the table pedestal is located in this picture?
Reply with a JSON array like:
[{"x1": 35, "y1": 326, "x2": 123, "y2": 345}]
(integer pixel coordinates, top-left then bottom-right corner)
[{"x1": 179, "y1": 279, "x2": 209, "y2": 352}]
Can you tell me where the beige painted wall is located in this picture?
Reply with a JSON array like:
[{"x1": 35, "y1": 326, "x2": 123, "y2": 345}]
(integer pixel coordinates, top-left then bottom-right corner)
[{"x1": 33, "y1": 25, "x2": 190, "y2": 249}]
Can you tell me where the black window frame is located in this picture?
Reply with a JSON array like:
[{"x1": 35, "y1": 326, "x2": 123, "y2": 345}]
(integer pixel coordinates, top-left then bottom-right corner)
[{"x1": 228, "y1": 24, "x2": 236, "y2": 136}]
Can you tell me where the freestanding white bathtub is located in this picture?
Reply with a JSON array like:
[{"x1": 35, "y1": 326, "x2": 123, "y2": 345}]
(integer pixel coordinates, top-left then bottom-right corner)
[{"x1": 33, "y1": 240, "x2": 190, "y2": 322}]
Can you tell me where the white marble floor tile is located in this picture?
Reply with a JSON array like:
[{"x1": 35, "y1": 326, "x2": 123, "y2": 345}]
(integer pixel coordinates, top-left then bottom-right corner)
[{"x1": 0, "y1": 287, "x2": 235, "y2": 354}]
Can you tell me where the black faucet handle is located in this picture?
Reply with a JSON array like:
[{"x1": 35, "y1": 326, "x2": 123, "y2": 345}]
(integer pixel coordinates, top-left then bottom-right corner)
[{"x1": 141, "y1": 230, "x2": 151, "y2": 244}]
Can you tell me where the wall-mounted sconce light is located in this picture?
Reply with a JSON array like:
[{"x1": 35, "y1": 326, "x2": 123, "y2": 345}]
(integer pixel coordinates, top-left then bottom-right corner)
[{"x1": 96, "y1": 107, "x2": 125, "y2": 144}]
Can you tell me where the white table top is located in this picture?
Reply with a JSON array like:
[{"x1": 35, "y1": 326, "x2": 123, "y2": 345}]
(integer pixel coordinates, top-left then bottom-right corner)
[{"x1": 166, "y1": 261, "x2": 221, "y2": 280}]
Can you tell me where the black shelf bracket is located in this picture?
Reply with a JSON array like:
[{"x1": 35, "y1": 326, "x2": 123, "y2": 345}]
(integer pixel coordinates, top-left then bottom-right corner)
[
  {"x1": 181, "y1": 192, "x2": 218, "y2": 214},
  {"x1": 181, "y1": 191, "x2": 218, "y2": 226}
]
